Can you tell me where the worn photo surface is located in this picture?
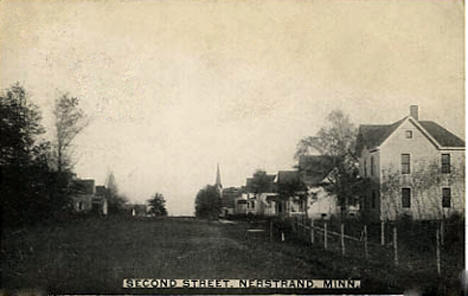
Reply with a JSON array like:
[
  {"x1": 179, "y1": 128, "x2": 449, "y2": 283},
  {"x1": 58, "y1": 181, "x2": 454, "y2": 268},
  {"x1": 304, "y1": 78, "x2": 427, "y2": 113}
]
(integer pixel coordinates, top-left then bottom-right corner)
[{"x1": 0, "y1": 0, "x2": 465, "y2": 295}]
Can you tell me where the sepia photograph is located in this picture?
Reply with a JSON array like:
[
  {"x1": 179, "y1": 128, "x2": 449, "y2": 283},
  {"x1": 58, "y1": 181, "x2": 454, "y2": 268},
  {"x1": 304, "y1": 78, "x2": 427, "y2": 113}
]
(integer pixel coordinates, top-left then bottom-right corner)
[{"x1": 0, "y1": 0, "x2": 465, "y2": 295}]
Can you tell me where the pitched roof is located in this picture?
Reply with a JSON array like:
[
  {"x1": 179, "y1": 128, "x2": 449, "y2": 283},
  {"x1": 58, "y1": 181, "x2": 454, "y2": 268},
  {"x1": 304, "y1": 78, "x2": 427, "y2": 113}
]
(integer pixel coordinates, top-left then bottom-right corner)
[
  {"x1": 357, "y1": 117, "x2": 465, "y2": 152},
  {"x1": 222, "y1": 187, "x2": 242, "y2": 207},
  {"x1": 245, "y1": 174, "x2": 276, "y2": 192},
  {"x1": 95, "y1": 185, "x2": 108, "y2": 196},
  {"x1": 276, "y1": 170, "x2": 299, "y2": 184},
  {"x1": 71, "y1": 179, "x2": 95, "y2": 195},
  {"x1": 215, "y1": 163, "x2": 222, "y2": 187},
  {"x1": 298, "y1": 155, "x2": 335, "y2": 185},
  {"x1": 356, "y1": 118, "x2": 406, "y2": 152},
  {"x1": 418, "y1": 121, "x2": 465, "y2": 147}
]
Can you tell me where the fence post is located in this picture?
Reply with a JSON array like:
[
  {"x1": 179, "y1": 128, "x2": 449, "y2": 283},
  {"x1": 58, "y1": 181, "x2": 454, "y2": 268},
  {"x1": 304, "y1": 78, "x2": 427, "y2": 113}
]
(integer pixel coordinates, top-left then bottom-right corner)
[
  {"x1": 295, "y1": 216, "x2": 298, "y2": 233},
  {"x1": 393, "y1": 225, "x2": 398, "y2": 266},
  {"x1": 440, "y1": 220, "x2": 445, "y2": 247},
  {"x1": 303, "y1": 216, "x2": 307, "y2": 238},
  {"x1": 281, "y1": 231, "x2": 285, "y2": 242},
  {"x1": 310, "y1": 219, "x2": 315, "y2": 244},
  {"x1": 269, "y1": 219, "x2": 273, "y2": 242},
  {"x1": 324, "y1": 221, "x2": 328, "y2": 250},
  {"x1": 381, "y1": 220, "x2": 385, "y2": 246},
  {"x1": 340, "y1": 223, "x2": 345, "y2": 256},
  {"x1": 299, "y1": 216, "x2": 303, "y2": 239},
  {"x1": 363, "y1": 225, "x2": 368, "y2": 259},
  {"x1": 436, "y1": 228, "x2": 441, "y2": 275}
]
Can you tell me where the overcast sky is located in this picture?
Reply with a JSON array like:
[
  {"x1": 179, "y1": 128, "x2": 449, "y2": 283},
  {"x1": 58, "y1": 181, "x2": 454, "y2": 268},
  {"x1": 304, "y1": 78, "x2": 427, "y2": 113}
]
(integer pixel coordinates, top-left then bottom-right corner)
[{"x1": 0, "y1": 0, "x2": 464, "y2": 215}]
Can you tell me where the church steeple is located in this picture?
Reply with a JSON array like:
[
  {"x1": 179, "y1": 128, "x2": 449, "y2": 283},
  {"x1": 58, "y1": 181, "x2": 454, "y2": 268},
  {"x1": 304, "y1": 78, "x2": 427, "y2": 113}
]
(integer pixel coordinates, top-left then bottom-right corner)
[{"x1": 215, "y1": 163, "x2": 222, "y2": 189}]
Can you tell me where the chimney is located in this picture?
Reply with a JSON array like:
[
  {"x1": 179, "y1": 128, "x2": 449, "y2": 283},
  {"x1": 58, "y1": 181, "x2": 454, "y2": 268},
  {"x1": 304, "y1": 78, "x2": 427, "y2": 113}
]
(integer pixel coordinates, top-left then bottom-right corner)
[{"x1": 410, "y1": 105, "x2": 419, "y2": 120}]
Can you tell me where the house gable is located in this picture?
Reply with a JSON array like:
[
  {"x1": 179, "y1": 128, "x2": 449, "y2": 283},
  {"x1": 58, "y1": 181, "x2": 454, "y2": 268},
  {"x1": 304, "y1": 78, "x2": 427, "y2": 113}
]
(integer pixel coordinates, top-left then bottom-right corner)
[
  {"x1": 379, "y1": 117, "x2": 440, "y2": 151},
  {"x1": 357, "y1": 116, "x2": 464, "y2": 155},
  {"x1": 379, "y1": 117, "x2": 440, "y2": 171}
]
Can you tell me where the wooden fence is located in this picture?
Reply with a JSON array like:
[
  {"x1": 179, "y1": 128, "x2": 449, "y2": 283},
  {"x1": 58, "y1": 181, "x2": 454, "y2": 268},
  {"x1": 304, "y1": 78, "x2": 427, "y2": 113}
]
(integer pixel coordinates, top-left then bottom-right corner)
[{"x1": 267, "y1": 216, "x2": 461, "y2": 276}]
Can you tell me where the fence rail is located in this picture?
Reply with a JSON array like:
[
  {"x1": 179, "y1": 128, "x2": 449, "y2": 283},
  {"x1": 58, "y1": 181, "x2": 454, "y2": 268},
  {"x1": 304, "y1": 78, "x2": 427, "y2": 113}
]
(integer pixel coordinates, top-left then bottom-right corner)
[{"x1": 266, "y1": 215, "x2": 462, "y2": 276}]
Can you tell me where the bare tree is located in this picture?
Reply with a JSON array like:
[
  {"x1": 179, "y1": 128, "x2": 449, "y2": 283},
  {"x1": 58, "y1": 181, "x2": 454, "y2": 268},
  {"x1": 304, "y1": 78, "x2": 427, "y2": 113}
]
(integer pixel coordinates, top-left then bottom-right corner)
[
  {"x1": 379, "y1": 159, "x2": 465, "y2": 221},
  {"x1": 53, "y1": 94, "x2": 88, "y2": 172}
]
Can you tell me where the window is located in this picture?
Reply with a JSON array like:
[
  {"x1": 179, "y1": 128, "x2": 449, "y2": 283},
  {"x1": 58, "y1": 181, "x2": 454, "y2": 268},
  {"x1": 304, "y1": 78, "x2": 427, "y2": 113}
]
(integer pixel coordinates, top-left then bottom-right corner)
[
  {"x1": 442, "y1": 188, "x2": 451, "y2": 208},
  {"x1": 251, "y1": 201, "x2": 255, "y2": 209},
  {"x1": 371, "y1": 190, "x2": 377, "y2": 209},
  {"x1": 441, "y1": 154, "x2": 451, "y2": 174},
  {"x1": 405, "y1": 130, "x2": 413, "y2": 139},
  {"x1": 364, "y1": 159, "x2": 367, "y2": 177},
  {"x1": 370, "y1": 156, "x2": 375, "y2": 176},
  {"x1": 401, "y1": 188, "x2": 411, "y2": 208},
  {"x1": 401, "y1": 154, "x2": 411, "y2": 174}
]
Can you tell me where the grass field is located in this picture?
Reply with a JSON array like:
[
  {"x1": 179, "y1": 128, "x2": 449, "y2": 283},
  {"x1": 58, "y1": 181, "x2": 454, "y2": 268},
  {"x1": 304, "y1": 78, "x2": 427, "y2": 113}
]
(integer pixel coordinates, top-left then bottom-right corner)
[{"x1": 1, "y1": 216, "x2": 463, "y2": 294}]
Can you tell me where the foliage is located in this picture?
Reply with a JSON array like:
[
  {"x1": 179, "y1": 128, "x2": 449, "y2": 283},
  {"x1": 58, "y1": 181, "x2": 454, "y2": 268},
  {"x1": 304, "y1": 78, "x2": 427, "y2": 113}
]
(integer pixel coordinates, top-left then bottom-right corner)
[
  {"x1": 277, "y1": 177, "x2": 307, "y2": 198},
  {"x1": 250, "y1": 170, "x2": 274, "y2": 194},
  {"x1": 195, "y1": 185, "x2": 222, "y2": 219},
  {"x1": 295, "y1": 110, "x2": 359, "y2": 216},
  {"x1": 52, "y1": 94, "x2": 88, "y2": 172},
  {"x1": 0, "y1": 83, "x2": 45, "y2": 167},
  {"x1": 0, "y1": 84, "x2": 73, "y2": 226},
  {"x1": 147, "y1": 192, "x2": 168, "y2": 216}
]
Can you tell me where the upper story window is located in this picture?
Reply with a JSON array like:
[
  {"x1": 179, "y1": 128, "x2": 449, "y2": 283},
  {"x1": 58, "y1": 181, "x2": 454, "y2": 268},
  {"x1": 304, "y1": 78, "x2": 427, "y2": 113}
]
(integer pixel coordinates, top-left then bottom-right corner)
[
  {"x1": 371, "y1": 190, "x2": 377, "y2": 208},
  {"x1": 370, "y1": 156, "x2": 375, "y2": 176},
  {"x1": 405, "y1": 130, "x2": 413, "y2": 139},
  {"x1": 401, "y1": 188, "x2": 411, "y2": 208},
  {"x1": 442, "y1": 188, "x2": 451, "y2": 208},
  {"x1": 441, "y1": 154, "x2": 451, "y2": 174},
  {"x1": 401, "y1": 154, "x2": 411, "y2": 174},
  {"x1": 364, "y1": 159, "x2": 367, "y2": 177}
]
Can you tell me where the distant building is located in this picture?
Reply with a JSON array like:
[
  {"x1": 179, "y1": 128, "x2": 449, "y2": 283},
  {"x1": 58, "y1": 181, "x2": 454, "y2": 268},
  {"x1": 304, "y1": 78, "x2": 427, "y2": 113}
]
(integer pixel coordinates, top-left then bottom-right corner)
[
  {"x1": 94, "y1": 185, "x2": 109, "y2": 216},
  {"x1": 356, "y1": 105, "x2": 465, "y2": 220},
  {"x1": 221, "y1": 187, "x2": 242, "y2": 216},
  {"x1": 234, "y1": 188, "x2": 248, "y2": 215},
  {"x1": 243, "y1": 174, "x2": 277, "y2": 216},
  {"x1": 275, "y1": 170, "x2": 304, "y2": 217},
  {"x1": 71, "y1": 179, "x2": 95, "y2": 212},
  {"x1": 70, "y1": 180, "x2": 108, "y2": 216},
  {"x1": 123, "y1": 204, "x2": 148, "y2": 217},
  {"x1": 298, "y1": 155, "x2": 340, "y2": 219}
]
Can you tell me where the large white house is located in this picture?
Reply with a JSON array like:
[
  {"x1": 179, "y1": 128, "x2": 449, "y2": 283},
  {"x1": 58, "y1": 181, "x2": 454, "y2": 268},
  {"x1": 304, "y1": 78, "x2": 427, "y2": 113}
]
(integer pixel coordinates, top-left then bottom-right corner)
[{"x1": 356, "y1": 105, "x2": 465, "y2": 221}]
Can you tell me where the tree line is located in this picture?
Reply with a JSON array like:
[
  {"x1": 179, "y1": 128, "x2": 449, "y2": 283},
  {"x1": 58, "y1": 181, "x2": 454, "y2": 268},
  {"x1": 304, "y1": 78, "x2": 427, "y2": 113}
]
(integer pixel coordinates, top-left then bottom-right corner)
[
  {"x1": 0, "y1": 83, "x2": 124, "y2": 227},
  {"x1": 193, "y1": 109, "x2": 461, "y2": 221},
  {"x1": 193, "y1": 110, "x2": 358, "y2": 220}
]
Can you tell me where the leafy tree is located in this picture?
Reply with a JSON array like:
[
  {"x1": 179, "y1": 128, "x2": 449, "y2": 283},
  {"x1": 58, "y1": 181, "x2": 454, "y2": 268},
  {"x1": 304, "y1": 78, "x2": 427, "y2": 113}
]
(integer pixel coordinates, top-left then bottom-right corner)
[
  {"x1": 250, "y1": 170, "x2": 273, "y2": 194},
  {"x1": 295, "y1": 110, "x2": 359, "y2": 217},
  {"x1": 0, "y1": 84, "x2": 69, "y2": 226},
  {"x1": 148, "y1": 192, "x2": 168, "y2": 216},
  {"x1": 0, "y1": 83, "x2": 44, "y2": 167},
  {"x1": 195, "y1": 185, "x2": 222, "y2": 219},
  {"x1": 52, "y1": 94, "x2": 88, "y2": 173}
]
